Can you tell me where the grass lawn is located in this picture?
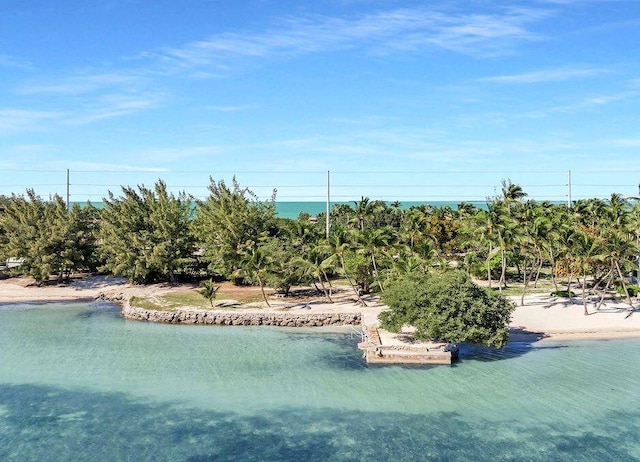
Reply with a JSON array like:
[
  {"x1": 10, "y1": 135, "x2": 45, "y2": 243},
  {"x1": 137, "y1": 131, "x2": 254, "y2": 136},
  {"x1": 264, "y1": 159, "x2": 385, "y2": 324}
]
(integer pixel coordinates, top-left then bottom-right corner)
[{"x1": 130, "y1": 282, "x2": 267, "y2": 311}]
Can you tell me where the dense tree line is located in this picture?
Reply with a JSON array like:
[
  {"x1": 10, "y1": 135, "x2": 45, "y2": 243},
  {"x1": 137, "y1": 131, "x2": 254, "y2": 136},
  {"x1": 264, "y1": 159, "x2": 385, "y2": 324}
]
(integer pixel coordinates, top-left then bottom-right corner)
[
  {"x1": 1, "y1": 177, "x2": 639, "y2": 345},
  {"x1": 1, "y1": 178, "x2": 639, "y2": 298}
]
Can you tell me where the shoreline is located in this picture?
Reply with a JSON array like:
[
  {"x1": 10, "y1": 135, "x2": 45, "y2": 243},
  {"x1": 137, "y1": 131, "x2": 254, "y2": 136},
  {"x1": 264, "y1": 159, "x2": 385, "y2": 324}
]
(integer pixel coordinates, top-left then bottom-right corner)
[
  {"x1": 508, "y1": 328, "x2": 640, "y2": 343},
  {"x1": 2, "y1": 275, "x2": 640, "y2": 344}
]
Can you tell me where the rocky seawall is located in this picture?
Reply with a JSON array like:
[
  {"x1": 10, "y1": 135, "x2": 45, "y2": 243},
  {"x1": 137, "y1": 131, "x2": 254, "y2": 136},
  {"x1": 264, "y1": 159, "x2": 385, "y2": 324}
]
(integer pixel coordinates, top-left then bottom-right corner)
[{"x1": 121, "y1": 304, "x2": 361, "y2": 327}]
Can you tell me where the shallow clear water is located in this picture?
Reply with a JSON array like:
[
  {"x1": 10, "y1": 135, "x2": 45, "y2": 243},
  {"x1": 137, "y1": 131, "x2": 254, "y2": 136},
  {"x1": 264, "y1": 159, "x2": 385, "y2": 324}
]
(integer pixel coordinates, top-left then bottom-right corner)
[{"x1": 1, "y1": 301, "x2": 639, "y2": 461}]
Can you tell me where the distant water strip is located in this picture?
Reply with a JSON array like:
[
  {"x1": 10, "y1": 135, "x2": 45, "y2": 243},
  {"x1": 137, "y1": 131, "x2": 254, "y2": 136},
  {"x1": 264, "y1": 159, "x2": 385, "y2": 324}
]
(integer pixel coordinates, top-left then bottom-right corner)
[{"x1": 71, "y1": 200, "x2": 491, "y2": 219}]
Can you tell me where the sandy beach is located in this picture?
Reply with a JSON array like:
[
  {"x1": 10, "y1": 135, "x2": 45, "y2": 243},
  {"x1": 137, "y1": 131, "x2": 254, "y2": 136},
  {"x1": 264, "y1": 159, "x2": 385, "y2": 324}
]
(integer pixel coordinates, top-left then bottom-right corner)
[
  {"x1": 507, "y1": 293, "x2": 640, "y2": 342},
  {"x1": 1, "y1": 275, "x2": 639, "y2": 343}
]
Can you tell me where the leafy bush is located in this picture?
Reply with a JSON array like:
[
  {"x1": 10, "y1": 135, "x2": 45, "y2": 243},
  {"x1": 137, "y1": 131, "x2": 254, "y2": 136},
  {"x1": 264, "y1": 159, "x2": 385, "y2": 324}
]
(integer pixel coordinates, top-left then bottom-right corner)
[
  {"x1": 379, "y1": 270, "x2": 515, "y2": 348},
  {"x1": 464, "y1": 251, "x2": 501, "y2": 280},
  {"x1": 616, "y1": 285, "x2": 640, "y2": 297},
  {"x1": 550, "y1": 290, "x2": 576, "y2": 298}
]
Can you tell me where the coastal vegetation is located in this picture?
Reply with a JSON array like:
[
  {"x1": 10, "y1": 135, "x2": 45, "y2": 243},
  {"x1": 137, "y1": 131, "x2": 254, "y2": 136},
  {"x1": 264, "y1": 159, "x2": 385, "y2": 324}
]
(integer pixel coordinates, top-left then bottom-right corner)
[
  {"x1": 379, "y1": 270, "x2": 515, "y2": 348},
  {"x1": 1, "y1": 176, "x2": 639, "y2": 344}
]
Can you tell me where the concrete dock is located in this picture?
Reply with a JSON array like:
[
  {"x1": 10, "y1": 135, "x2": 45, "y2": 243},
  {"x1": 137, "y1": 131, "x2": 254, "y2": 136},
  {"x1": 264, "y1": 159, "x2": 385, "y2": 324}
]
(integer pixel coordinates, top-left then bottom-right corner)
[
  {"x1": 357, "y1": 303, "x2": 458, "y2": 365},
  {"x1": 357, "y1": 326, "x2": 458, "y2": 365}
]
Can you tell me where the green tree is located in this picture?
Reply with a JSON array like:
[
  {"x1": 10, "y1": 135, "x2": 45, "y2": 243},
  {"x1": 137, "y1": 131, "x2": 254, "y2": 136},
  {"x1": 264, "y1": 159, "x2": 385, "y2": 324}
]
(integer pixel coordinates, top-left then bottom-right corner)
[
  {"x1": 294, "y1": 244, "x2": 334, "y2": 302},
  {"x1": 357, "y1": 226, "x2": 394, "y2": 292},
  {"x1": 261, "y1": 236, "x2": 305, "y2": 296},
  {"x1": 0, "y1": 191, "x2": 97, "y2": 283},
  {"x1": 379, "y1": 270, "x2": 515, "y2": 348},
  {"x1": 199, "y1": 279, "x2": 219, "y2": 307},
  {"x1": 192, "y1": 178, "x2": 276, "y2": 282},
  {"x1": 350, "y1": 196, "x2": 375, "y2": 232},
  {"x1": 322, "y1": 227, "x2": 367, "y2": 305},
  {"x1": 232, "y1": 242, "x2": 273, "y2": 307},
  {"x1": 98, "y1": 180, "x2": 195, "y2": 284}
]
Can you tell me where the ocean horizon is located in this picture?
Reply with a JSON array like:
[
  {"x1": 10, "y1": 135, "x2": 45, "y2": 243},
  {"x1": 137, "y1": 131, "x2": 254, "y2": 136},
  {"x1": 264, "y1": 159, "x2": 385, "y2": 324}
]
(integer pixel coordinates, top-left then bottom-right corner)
[{"x1": 71, "y1": 200, "x2": 493, "y2": 219}]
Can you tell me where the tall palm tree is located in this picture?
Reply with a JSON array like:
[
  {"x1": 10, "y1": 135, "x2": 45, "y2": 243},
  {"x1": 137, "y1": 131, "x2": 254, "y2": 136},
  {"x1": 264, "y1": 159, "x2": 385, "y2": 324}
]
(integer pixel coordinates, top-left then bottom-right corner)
[
  {"x1": 357, "y1": 226, "x2": 394, "y2": 292},
  {"x1": 233, "y1": 243, "x2": 274, "y2": 307},
  {"x1": 573, "y1": 229, "x2": 600, "y2": 315},
  {"x1": 294, "y1": 245, "x2": 334, "y2": 303},
  {"x1": 500, "y1": 179, "x2": 527, "y2": 201},
  {"x1": 322, "y1": 228, "x2": 367, "y2": 306},
  {"x1": 400, "y1": 208, "x2": 425, "y2": 249},
  {"x1": 485, "y1": 201, "x2": 516, "y2": 291},
  {"x1": 351, "y1": 197, "x2": 375, "y2": 232}
]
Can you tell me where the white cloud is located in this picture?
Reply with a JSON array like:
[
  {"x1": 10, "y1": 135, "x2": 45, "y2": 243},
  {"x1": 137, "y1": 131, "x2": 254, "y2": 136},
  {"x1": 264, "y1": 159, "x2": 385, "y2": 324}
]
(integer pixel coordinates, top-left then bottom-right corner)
[
  {"x1": 0, "y1": 91, "x2": 162, "y2": 131},
  {"x1": 0, "y1": 109, "x2": 67, "y2": 132},
  {"x1": 141, "y1": 6, "x2": 548, "y2": 74},
  {"x1": 611, "y1": 138, "x2": 640, "y2": 148},
  {"x1": 207, "y1": 105, "x2": 258, "y2": 113},
  {"x1": 17, "y1": 72, "x2": 144, "y2": 96},
  {"x1": 479, "y1": 66, "x2": 610, "y2": 84},
  {"x1": 0, "y1": 54, "x2": 32, "y2": 70},
  {"x1": 65, "y1": 93, "x2": 163, "y2": 125}
]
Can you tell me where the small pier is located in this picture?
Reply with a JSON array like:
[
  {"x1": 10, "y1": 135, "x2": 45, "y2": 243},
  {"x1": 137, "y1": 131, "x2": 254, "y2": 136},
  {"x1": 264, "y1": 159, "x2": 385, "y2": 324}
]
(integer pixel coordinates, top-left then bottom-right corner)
[{"x1": 357, "y1": 326, "x2": 458, "y2": 365}]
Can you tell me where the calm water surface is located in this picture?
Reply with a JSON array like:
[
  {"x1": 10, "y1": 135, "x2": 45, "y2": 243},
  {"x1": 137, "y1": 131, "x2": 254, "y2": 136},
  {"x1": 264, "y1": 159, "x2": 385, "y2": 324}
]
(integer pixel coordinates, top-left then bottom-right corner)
[{"x1": 1, "y1": 301, "x2": 639, "y2": 461}]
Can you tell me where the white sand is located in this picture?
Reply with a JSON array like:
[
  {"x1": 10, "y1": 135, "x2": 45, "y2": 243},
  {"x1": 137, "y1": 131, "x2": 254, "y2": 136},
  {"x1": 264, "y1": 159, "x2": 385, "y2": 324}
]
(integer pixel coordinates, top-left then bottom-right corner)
[
  {"x1": 0, "y1": 275, "x2": 180, "y2": 303},
  {"x1": 508, "y1": 293, "x2": 640, "y2": 341},
  {"x1": 2, "y1": 275, "x2": 640, "y2": 343}
]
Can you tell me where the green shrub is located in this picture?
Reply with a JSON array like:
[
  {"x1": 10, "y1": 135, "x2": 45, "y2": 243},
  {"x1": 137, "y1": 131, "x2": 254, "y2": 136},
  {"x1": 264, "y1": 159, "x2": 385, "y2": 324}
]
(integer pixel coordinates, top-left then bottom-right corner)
[
  {"x1": 616, "y1": 285, "x2": 640, "y2": 297},
  {"x1": 550, "y1": 290, "x2": 576, "y2": 298},
  {"x1": 379, "y1": 270, "x2": 515, "y2": 348}
]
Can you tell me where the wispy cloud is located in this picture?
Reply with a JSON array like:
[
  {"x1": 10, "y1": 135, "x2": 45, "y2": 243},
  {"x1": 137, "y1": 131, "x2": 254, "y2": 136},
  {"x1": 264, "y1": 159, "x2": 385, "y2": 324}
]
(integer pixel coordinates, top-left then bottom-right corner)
[
  {"x1": 65, "y1": 93, "x2": 163, "y2": 125},
  {"x1": 0, "y1": 91, "x2": 162, "y2": 131},
  {"x1": 611, "y1": 138, "x2": 640, "y2": 148},
  {"x1": 479, "y1": 66, "x2": 610, "y2": 84},
  {"x1": 17, "y1": 72, "x2": 144, "y2": 96},
  {"x1": 207, "y1": 105, "x2": 258, "y2": 113},
  {"x1": 382, "y1": 7, "x2": 547, "y2": 56},
  {"x1": 459, "y1": 82, "x2": 640, "y2": 123},
  {"x1": 0, "y1": 54, "x2": 32, "y2": 70},
  {"x1": 525, "y1": 89, "x2": 639, "y2": 117},
  {"x1": 9, "y1": 69, "x2": 161, "y2": 128},
  {"x1": 0, "y1": 109, "x2": 67, "y2": 132},
  {"x1": 141, "y1": 6, "x2": 548, "y2": 74}
]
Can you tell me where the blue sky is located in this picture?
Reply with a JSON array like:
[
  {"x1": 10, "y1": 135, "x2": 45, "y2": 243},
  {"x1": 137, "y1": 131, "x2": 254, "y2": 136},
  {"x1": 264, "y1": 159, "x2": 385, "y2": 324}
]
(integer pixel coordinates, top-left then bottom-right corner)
[{"x1": 2, "y1": 0, "x2": 640, "y2": 203}]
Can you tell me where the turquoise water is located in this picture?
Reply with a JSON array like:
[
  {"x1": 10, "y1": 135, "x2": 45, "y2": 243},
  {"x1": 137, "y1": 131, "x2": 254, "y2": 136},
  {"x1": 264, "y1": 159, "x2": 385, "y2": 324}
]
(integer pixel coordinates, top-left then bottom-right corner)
[
  {"x1": 274, "y1": 201, "x2": 482, "y2": 219},
  {"x1": 72, "y1": 200, "x2": 490, "y2": 219},
  {"x1": 1, "y1": 301, "x2": 639, "y2": 461}
]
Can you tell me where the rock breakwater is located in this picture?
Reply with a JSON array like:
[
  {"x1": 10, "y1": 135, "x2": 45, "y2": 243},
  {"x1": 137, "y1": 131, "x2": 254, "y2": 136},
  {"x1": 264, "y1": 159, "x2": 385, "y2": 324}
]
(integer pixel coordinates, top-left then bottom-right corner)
[{"x1": 121, "y1": 305, "x2": 361, "y2": 327}]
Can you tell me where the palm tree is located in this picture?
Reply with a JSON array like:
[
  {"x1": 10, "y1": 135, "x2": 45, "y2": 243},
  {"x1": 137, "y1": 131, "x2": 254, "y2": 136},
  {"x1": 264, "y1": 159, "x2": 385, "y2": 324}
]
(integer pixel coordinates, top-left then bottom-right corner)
[
  {"x1": 399, "y1": 208, "x2": 425, "y2": 249},
  {"x1": 322, "y1": 228, "x2": 367, "y2": 306},
  {"x1": 233, "y1": 243, "x2": 274, "y2": 307},
  {"x1": 628, "y1": 201, "x2": 640, "y2": 282},
  {"x1": 601, "y1": 228, "x2": 636, "y2": 307},
  {"x1": 294, "y1": 245, "x2": 334, "y2": 303},
  {"x1": 389, "y1": 253, "x2": 429, "y2": 279},
  {"x1": 357, "y1": 226, "x2": 394, "y2": 292},
  {"x1": 514, "y1": 201, "x2": 539, "y2": 305},
  {"x1": 351, "y1": 196, "x2": 375, "y2": 232},
  {"x1": 485, "y1": 201, "x2": 516, "y2": 291},
  {"x1": 573, "y1": 229, "x2": 600, "y2": 315},
  {"x1": 500, "y1": 179, "x2": 527, "y2": 202},
  {"x1": 199, "y1": 279, "x2": 219, "y2": 307}
]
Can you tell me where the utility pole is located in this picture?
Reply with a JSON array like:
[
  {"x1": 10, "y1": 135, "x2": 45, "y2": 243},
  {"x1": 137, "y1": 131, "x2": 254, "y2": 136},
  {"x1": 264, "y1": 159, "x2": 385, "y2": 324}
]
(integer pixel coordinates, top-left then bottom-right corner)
[
  {"x1": 326, "y1": 170, "x2": 331, "y2": 239},
  {"x1": 567, "y1": 170, "x2": 572, "y2": 208},
  {"x1": 66, "y1": 169, "x2": 70, "y2": 212}
]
